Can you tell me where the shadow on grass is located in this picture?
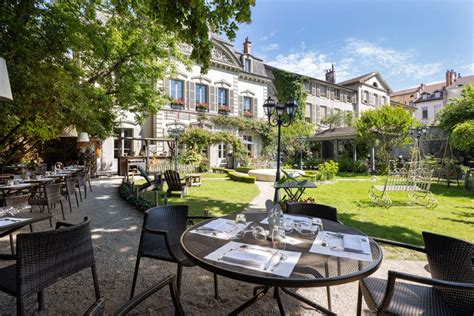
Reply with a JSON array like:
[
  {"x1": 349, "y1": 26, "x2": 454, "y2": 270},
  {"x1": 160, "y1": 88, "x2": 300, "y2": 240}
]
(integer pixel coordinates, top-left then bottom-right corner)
[
  {"x1": 430, "y1": 183, "x2": 473, "y2": 198},
  {"x1": 440, "y1": 211, "x2": 474, "y2": 226},
  {"x1": 339, "y1": 212, "x2": 424, "y2": 246}
]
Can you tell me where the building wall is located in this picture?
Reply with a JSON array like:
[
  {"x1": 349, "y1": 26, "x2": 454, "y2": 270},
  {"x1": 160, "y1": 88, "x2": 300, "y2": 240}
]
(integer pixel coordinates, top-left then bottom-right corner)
[{"x1": 414, "y1": 99, "x2": 443, "y2": 125}]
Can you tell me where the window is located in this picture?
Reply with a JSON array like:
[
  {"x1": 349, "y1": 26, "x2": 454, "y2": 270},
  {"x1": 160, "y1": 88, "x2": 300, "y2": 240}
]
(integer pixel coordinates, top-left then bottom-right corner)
[
  {"x1": 195, "y1": 83, "x2": 207, "y2": 103},
  {"x1": 114, "y1": 128, "x2": 134, "y2": 158},
  {"x1": 218, "y1": 143, "x2": 226, "y2": 159},
  {"x1": 243, "y1": 97, "x2": 252, "y2": 113},
  {"x1": 382, "y1": 96, "x2": 387, "y2": 105},
  {"x1": 170, "y1": 79, "x2": 183, "y2": 100},
  {"x1": 434, "y1": 104, "x2": 442, "y2": 114},
  {"x1": 320, "y1": 85, "x2": 327, "y2": 97},
  {"x1": 373, "y1": 82, "x2": 378, "y2": 88},
  {"x1": 422, "y1": 107, "x2": 428, "y2": 119},
  {"x1": 422, "y1": 93, "x2": 428, "y2": 100},
  {"x1": 244, "y1": 58, "x2": 251, "y2": 72},
  {"x1": 346, "y1": 92, "x2": 351, "y2": 102},
  {"x1": 334, "y1": 89, "x2": 340, "y2": 100},
  {"x1": 320, "y1": 105, "x2": 328, "y2": 119},
  {"x1": 218, "y1": 88, "x2": 228, "y2": 105},
  {"x1": 363, "y1": 91, "x2": 369, "y2": 104},
  {"x1": 243, "y1": 135, "x2": 253, "y2": 156},
  {"x1": 304, "y1": 82, "x2": 311, "y2": 91},
  {"x1": 374, "y1": 94, "x2": 379, "y2": 106},
  {"x1": 434, "y1": 92, "x2": 441, "y2": 98}
]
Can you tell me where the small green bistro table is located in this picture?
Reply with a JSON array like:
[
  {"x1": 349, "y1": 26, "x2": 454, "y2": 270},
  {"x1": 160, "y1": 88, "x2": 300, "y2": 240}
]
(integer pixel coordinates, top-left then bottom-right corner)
[{"x1": 274, "y1": 180, "x2": 317, "y2": 201}]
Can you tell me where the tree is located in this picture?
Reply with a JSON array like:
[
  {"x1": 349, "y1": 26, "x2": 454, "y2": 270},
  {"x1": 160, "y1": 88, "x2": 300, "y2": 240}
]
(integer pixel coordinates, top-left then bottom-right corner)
[
  {"x1": 437, "y1": 84, "x2": 474, "y2": 129},
  {"x1": 0, "y1": 0, "x2": 254, "y2": 163},
  {"x1": 356, "y1": 105, "x2": 416, "y2": 172},
  {"x1": 450, "y1": 120, "x2": 474, "y2": 154}
]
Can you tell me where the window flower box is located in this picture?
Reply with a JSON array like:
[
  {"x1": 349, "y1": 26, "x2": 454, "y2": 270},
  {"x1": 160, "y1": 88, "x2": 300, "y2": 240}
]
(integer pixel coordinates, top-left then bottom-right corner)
[
  {"x1": 243, "y1": 111, "x2": 253, "y2": 118},
  {"x1": 196, "y1": 102, "x2": 209, "y2": 112},
  {"x1": 218, "y1": 105, "x2": 231, "y2": 115},
  {"x1": 171, "y1": 98, "x2": 185, "y2": 110}
]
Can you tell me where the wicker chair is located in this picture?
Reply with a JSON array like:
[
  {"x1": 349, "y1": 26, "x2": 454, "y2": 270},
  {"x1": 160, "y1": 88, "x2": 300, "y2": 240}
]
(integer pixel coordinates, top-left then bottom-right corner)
[
  {"x1": 130, "y1": 205, "x2": 219, "y2": 300},
  {"x1": 0, "y1": 217, "x2": 100, "y2": 315},
  {"x1": 163, "y1": 170, "x2": 187, "y2": 198},
  {"x1": 286, "y1": 202, "x2": 340, "y2": 311},
  {"x1": 286, "y1": 202, "x2": 340, "y2": 223},
  {"x1": 29, "y1": 182, "x2": 66, "y2": 221},
  {"x1": 62, "y1": 177, "x2": 80, "y2": 212},
  {"x1": 76, "y1": 172, "x2": 88, "y2": 201},
  {"x1": 4, "y1": 194, "x2": 31, "y2": 210},
  {"x1": 358, "y1": 232, "x2": 474, "y2": 315}
]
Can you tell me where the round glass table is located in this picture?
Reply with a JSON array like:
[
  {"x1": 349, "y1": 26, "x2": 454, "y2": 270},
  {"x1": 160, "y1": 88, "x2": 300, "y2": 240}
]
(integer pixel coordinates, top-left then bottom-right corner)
[{"x1": 181, "y1": 213, "x2": 383, "y2": 315}]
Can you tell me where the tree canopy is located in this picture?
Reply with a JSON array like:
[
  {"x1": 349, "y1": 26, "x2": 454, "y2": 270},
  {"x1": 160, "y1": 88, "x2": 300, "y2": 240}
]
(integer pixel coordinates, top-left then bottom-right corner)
[
  {"x1": 0, "y1": 0, "x2": 254, "y2": 163},
  {"x1": 356, "y1": 105, "x2": 416, "y2": 171},
  {"x1": 450, "y1": 120, "x2": 474, "y2": 155}
]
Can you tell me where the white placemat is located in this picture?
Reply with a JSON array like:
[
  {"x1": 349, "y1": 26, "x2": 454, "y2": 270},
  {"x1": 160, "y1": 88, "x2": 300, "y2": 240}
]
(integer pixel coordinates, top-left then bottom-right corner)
[
  {"x1": 0, "y1": 217, "x2": 30, "y2": 228},
  {"x1": 310, "y1": 231, "x2": 372, "y2": 262},
  {"x1": 190, "y1": 218, "x2": 243, "y2": 240},
  {"x1": 204, "y1": 241, "x2": 301, "y2": 277}
]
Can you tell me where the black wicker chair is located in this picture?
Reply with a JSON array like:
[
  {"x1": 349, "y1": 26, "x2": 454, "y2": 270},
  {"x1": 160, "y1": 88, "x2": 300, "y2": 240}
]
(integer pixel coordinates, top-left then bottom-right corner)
[
  {"x1": 286, "y1": 202, "x2": 340, "y2": 311},
  {"x1": 358, "y1": 232, "x2": 474, "y2": 315},
  {"x1": 0, "y1": 217, "x2": 100, "y2": 315},
  {"x1": 4, "y1": 194, "x2": 33, "y2": 253},
  {"x1": 29, "y1": 182, "x2": 66, "y2": 221},
  {"x1": 286, "y1": 202, "x2": 340, "y2": 223},
  {"x1": 130, "y1": 205, "x2": 219, "y2": 300},
  {"x1": 62, "y1": 177, "x2": 80, "y2": 212},
  {"x1": 76, "y1": 172, "x2": 88, "y2": 200}
]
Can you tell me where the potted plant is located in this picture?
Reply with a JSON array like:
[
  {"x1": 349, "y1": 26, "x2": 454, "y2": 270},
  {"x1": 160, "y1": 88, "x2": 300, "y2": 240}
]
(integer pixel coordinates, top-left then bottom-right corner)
[
  {"x1": 218, "y1": 105, "x2": 231, "y2": 115},
  {"x1": 171, "y1": 98, "x2": 185, "y2": 110},
  {"x1": 243, "y1": 111, "x2": 253, "y2": 118},
  {"x1": 196, "y1": 102, "x2": 209, "y2": 112}
]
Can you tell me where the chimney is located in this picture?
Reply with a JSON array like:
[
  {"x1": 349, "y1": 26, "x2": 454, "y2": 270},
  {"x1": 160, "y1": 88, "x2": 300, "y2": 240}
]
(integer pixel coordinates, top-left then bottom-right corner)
[
  {"x1": 243, "y1": 37, "x2": 252, "y2": 55},
  {"x1": 446, "y1": 70, "x2": 453, "y2": 87},
  {"x1": 325, "y1": 64, "x2": 336, "y2": 84}
]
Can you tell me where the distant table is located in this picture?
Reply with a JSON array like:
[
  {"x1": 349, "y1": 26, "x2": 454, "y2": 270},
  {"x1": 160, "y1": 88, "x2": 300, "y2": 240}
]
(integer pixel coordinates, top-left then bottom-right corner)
[
  {"x1": 185, "y1": 174, "x2": 202, "y2": 187},
  {"x1": 274, "y1": 180, "x2": 317, "y2": 201},
  {"x1": 0, "y1": 183, "x2": 38, "y2": 198}
]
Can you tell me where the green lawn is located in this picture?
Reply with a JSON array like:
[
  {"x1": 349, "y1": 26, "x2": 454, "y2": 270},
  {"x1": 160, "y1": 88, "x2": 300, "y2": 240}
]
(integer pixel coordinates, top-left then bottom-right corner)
[
  {"x1": 143, "y1": 178, "x2": 259, "y2": 216},
  {"x1": 302, "y1": 175, "x2": 473, "y2": 246}
]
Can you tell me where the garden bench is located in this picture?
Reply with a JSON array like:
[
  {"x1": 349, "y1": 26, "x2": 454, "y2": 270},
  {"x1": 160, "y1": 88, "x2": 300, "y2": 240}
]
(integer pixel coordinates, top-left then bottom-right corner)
[{"x1": 369, "y1": 166, "x2": 437, "y2": 208}]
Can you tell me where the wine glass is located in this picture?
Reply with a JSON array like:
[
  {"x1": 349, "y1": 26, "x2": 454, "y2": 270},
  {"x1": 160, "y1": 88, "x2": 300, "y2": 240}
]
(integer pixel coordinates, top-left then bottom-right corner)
[
  {"x1": 272, "y1": 226, "x2": 286, "y2": 250},
  {"x1": 250, "y1": 224, "x2": 267, "y2": 241}
]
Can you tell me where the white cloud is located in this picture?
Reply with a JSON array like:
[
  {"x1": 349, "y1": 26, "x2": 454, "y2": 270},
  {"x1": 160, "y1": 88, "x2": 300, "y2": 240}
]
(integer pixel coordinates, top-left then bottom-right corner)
[
  {"x1": 261, "y1": 43, "x2": 279, "y2": 52},
  {"x1": 462, "y1": 63, "x2": 474, "y2": 73},
  {"x1": 267, "y1": 50, "x2": 332, "y2": 79}
]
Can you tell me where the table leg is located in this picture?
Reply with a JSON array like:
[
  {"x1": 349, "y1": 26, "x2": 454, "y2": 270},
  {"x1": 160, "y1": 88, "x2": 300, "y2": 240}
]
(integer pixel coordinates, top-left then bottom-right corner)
[
  {"x1": 274, "y1": 287, "x2": 286, "y2": 315},
  {"x1": 229, "y1": 286, "x2": 269, "y2": 315},
  {"x1": 280, "y1": 287, "x2": 336, "y2": 316}
]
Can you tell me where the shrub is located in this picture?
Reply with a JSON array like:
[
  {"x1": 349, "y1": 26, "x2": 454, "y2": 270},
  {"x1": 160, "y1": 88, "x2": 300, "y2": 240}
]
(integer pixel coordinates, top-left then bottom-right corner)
[
  {"x1": 228, "y1": 171, "x2": 256, "y2": 183},
  {"x1": 338, "y1": 158, "x2": 369, "y2": 173},
  {"x1": 198, "y1": 157, "x2": 210, "y2": 172},
  {"x1": 318, "y1": 160, "x2": 339, "y2": 179},
  {"x1": 119, "y1": 182, "x2": 154, "y2": 212}
]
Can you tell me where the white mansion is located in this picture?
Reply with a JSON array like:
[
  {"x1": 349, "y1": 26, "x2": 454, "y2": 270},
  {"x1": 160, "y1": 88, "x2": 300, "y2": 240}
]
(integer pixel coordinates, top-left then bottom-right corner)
[{"x1": 100, "y1": 36, "x2": 391, "y2": 170}]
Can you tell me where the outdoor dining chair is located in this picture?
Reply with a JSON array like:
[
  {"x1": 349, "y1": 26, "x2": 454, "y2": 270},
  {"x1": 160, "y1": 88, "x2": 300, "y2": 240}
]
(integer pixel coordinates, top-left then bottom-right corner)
[
  {"x1": 29, "y1": 182, "x2": 66, "y2": 221},
  {"x1": 130, "y1": 205, "x2": 219, "y2": 300},
  {"x1": 76, "y1": 172, "x2": 88, "y2": 200},
  {"x1": 4, "y1": 194, "x2": 32, "y2": 253},
  {"x1": 357, "y1": 231, "x2": 474, "y2": 315},
  {"x1": 286, "y1": 202, "x2": 341, "y2": 311},
  {"x1": 62, "y1": 177, "x2": 80, "y2": 212},
  {"x1": 0, "y1": 217, "x2": 101, "y2": 315},
  {"x1": 163, "y1": 170, "x2": 187, "y2": 198}
]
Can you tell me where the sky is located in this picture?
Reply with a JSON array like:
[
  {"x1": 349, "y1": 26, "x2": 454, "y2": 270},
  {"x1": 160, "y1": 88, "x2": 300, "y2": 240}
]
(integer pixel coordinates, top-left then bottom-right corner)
[{"x1": 230, "y1": 0, "x2": 474, "y2": 91}]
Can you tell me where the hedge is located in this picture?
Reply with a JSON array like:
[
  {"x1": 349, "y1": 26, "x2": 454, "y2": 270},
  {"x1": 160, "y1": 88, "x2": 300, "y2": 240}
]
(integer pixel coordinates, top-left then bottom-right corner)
[
  {"x1": 119, "y1": 182, "x2": 154, "y2": 212},
  {"x1": 211, "y1": 167, "x2": 256, "y2": 183},
  {"x1": 235, "y1": 166, "x2": 252, "y2": 173}
]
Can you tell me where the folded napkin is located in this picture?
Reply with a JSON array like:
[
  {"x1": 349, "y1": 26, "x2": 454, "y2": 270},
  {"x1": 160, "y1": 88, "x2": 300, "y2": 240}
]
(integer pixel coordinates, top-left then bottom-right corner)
[
  {"x1": 343, "y1": 235, "x2": 366, "y2": 253},
  {"x1": 221, "y1": 249, "x2": 271, "y2": 269}
]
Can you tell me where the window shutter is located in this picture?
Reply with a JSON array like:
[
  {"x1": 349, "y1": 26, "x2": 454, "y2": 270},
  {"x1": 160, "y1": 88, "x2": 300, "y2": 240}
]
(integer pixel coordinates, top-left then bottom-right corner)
[
  {"x1": 316, "y1": 104, "x2": 321, "y2": 124},
  {"x1": 352, "y1": 94, "x2": 356, "y2": 103},
  {"x1": 185, "y1": 81, "x2": 190, "y2": 109},
  {"x1": 163, "y1": 79, "x2": 171, "y2": 107},
  {"x1": 312, "y1": 85, "x2": 316, "y2": 96},
  {"x1": 253, "y1": 98, "x2": 258, "y2": 118},
  {"x1": 316, "y1": 85, "x2": 321, "y2": 97},
  {"x1": 229, "y1": 89, "x2": 234, "y2": 113},
  {"x1": 330, "y1": 89, "x2": 335, "y2": 100},
  {"x1": 209, "y1": 86, "x2": 216, "y2": 112},
  {"x1": 189, "y1": 82, "x2": 195, "y2": 109},
  {"x1": 239, "y1": 96, "x2": 243, "y2": 115}
]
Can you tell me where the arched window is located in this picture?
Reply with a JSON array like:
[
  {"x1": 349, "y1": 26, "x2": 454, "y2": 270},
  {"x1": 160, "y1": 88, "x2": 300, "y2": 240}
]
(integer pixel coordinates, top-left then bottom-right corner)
[{"x1": 372, "y1": 82, "x2": 378, "y2": 88}]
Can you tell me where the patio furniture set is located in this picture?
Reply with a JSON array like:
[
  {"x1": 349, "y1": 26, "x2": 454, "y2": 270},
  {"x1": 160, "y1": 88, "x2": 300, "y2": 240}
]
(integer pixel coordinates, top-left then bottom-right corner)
[{"x1": 1, "y1": 197, "x2": 472, "y2": 315}]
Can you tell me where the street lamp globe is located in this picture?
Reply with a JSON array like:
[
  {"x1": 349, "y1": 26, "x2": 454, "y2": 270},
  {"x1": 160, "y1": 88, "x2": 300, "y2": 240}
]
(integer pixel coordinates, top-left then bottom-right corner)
[
  {"x1": 263, "y1": 96, "x2": 276, "y2": 117},
  {"x1": 285, "y1": 98, "x2": 298, "y2": 118}
]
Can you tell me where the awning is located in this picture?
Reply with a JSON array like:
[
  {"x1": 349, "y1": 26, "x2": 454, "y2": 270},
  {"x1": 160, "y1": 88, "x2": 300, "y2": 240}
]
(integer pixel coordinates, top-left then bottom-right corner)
[{"x1": 309, "y1": 127, "x2": 356, "y2": 141}]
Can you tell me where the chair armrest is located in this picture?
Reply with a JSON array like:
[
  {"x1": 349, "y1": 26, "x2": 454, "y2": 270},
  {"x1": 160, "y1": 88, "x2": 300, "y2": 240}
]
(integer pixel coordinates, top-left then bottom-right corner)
[
  {"x1": 0, "y1": 254, "x2": 17, "y2": 261},
  {"x1": 115, "y1": 275, "x2": 182, "y2": 316},
  {"x1": 370, "y1": 237, "x2": 425, "y2": 253},
  {"x1": 379, "y1": 270, "x2": 474, "y2": 314},
  {"x1": 143, "y1": 227, "x2": 179, "y2": 262},
  {"x1": 55, "y1": 221, "x2": 75, "y2": 229}
]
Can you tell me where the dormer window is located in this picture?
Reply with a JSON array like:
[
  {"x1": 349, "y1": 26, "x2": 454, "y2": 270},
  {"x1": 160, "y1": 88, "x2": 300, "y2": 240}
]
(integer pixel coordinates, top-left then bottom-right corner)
[
  {"x1": 244, "y1": 58, "x2": 251, "y2": 72},
  {"x1": 422, "y1": 94, "x2": 428, "y2": 100},
  {"x1": 434, "y1": 92, "x2": 441, "y2": 98}
]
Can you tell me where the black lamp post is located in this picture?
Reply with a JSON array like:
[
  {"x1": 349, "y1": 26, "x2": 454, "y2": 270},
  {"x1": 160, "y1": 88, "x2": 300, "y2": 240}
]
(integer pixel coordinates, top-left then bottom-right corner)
[
  {"x1": 263, "y1": 96, "x2": 298, "y2": 202},
  {"x1": 409, "y1": 125, "x2": 429, "y2": 140},
  {"x1": 298, "y1": 135, "x2": 307, "y2": 171},
  {"x1": 167, "y1": 122, "x2": 185, "y2": 171}
]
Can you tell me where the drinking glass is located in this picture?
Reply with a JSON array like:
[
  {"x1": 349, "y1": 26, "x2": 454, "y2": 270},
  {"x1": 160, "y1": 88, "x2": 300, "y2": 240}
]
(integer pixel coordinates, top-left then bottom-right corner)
[
  {"x1": 272, "y1": 226, "x2": 286, "y2": 250},
  {"x1": 235, "y1": 214, "x2": 246, "y2": 226},
  {"x1": 250, "y1": 224, "x2": 267, "y2": 241}
]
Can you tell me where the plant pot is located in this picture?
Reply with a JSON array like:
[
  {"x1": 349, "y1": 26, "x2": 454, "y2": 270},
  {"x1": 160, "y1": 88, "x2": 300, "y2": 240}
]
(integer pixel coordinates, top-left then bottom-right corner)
[
  {"x1": 171, "y1": 104, "x2": 184, "y2": 110},
  {"x1": 218, "y1": 110, "x2": 230, "y2": 115},
  {"x1": 196, "y1": 107, "x2": 208, "y2": 113}
]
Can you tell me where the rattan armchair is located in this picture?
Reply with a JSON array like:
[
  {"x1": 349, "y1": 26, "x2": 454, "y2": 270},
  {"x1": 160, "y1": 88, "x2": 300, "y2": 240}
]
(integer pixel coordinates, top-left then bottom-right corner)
[
  {"x1": 4, "y1": 194, "x2": 33, "y2": 253},
  {"x1": 286, "y1": 202, "x2": 340, "y2": 311},
  {"x1": 130, "y1": 205, "x2": 219, "y2": 300},
  {"x1": 29, "y1": 182, "x2": 66, "y2": 221},
  {"x1": 358, "y1": 232, "x2": 474, "y2": 315},
  {"x1": 0, "y1": 217, "x2": 100, "y2": 315},
  {"x1": 62, "y1": 177, "x2": 80, "y2": 212},
  {"x1": 76, "y1": 172, "x2": 88, "y2": 200}
]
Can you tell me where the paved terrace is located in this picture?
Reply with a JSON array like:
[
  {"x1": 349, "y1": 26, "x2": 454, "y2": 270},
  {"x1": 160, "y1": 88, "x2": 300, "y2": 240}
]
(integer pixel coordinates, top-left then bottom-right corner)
[{"x1": 0, "y1": 177, "x2": 429, "y2": 315}]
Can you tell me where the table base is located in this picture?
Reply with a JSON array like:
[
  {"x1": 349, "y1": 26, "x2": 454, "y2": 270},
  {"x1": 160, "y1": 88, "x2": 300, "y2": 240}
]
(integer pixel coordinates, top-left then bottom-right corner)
[{"x1": 229, "y1": 285, "x2": 336, "y2": 316}]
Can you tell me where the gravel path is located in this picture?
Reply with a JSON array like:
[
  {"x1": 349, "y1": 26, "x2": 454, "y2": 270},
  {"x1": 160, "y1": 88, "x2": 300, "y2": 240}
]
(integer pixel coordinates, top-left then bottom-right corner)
[{"x1": 0, "y1": 177, "x2": 429, "y2": 315}]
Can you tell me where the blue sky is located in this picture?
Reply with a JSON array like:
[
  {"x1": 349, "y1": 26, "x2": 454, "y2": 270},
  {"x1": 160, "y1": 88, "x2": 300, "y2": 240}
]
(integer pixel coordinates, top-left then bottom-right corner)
[{"x1": 231, "y1": 0, "x2": 473, "y2": 91}]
